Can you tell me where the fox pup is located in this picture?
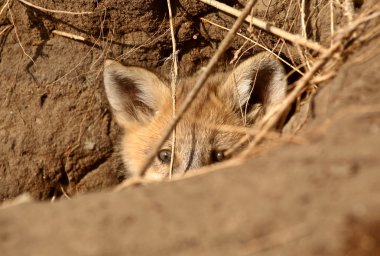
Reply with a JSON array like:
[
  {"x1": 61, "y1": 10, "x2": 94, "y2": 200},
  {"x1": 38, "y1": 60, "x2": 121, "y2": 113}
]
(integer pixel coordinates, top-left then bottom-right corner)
[{"x1": 103, "y1": 52, "x2": 286, "y2": 179}]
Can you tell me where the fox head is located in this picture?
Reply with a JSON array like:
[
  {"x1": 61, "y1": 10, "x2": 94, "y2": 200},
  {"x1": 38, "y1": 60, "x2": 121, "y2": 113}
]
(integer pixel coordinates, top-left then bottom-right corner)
[{"x1": 103, "y1": 52, "x2": 286, "y2": 179}]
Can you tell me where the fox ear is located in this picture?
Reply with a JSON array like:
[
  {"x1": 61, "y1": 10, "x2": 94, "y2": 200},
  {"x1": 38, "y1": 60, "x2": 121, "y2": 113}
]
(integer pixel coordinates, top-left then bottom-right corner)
[
  {"x1": 221, "y1": 52, "x2": 287, "y2": 120},
  {"x1": 103, "y1": 60, "x2": 170, "y2": 126}
]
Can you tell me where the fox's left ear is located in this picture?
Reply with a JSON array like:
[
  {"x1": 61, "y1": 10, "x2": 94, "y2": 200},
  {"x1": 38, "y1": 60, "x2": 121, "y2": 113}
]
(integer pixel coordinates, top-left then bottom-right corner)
[
  {"x1": 220, "y1": 52, "x2": 287, "y2": 119},
  {"x1": 103, "y1": 60, "x2": 170, "y2": 127}
]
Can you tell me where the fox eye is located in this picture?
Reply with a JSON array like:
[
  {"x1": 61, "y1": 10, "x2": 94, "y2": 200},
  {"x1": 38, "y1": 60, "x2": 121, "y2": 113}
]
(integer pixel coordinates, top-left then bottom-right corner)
[
  {"x1": 158, "y1": 149, "x2": 171, "y2": 164},
  {"x1": 211, "y1": 150, "x2": 226, "y2": 163}
]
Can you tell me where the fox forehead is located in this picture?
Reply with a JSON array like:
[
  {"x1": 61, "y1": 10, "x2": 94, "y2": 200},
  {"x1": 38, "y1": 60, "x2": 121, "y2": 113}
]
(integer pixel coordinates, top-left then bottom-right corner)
[
  {"x1": 121, "y1": 75, "x2": 244, "y2": 175},
  {"x1": 159, "y1": 74, "x2": 246, "y2": 144}
]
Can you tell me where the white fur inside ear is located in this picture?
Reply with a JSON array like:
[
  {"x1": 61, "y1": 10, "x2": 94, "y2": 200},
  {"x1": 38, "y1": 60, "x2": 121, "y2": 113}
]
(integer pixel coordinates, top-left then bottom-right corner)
[
  {"x1": 266, "y1": 68, "x2": 287, "y2": 105},
  {"x1": 104, "y1": 67, "x2": 162, "y2": 112},
  {"x1": 103, "y1": 60, "x2": 170, "y2": 124},
  {"x1": 136, "y1": 79, "x2": 161, "y2": 109},
  {"x1": 235, "y1": 70, "x2": 256, "y2": 106},
  {"x1": 103, "y1": 66, "x2": 128, "y2": 113},
  {"x1": 227, "y1": 52, "x2": 287, "y2": 108}
]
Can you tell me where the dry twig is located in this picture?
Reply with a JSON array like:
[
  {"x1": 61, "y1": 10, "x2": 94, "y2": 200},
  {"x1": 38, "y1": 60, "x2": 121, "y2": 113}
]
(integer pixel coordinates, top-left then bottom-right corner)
[
  {"x1": 199, "y1": 122, "x2": 306, "y2": 144},
  {"x1": 0, "y1": 24, "x2": 12, "y2": 37},
  {"x1": 18, "y1": 0, "x2": 93, "y2": 15},
  {"x1": 166, "y1": 0, "x2": 178, "y2": 180},
  {"x1": 7, "y1": 5, "x2": 35, "y2": 65},
  {"x1": 0, "y1": 0, "x2": 9, "y2": 16},
  {"x1": 200, "y1": 17, "x2": 304, "y2": 75},
  {"x1": 301, "y1": 0, "x2": 307, "y2": 38},
  {"x1": 199, "y1": 0, "x2": 327, "y2": 53},
  {"x1": 52, "y1": 30, "x2": 87, "y2": 42},
  {"x1": 330, "y1": 0, "x2": 335, "y2": 45},
  {"x1": 343, "y1": 0, "x2": 355, "y2": 22},
  {"x1": 60, "y1": 185, "x2": 71, "y2": 200}
]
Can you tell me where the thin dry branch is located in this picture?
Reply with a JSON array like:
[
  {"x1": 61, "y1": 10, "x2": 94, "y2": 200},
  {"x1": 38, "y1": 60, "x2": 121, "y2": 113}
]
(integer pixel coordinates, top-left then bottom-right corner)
[
  {"x1": 60, "y1": 185, "x2": 71, "y2": 200},
  {"x1": 166, "y1": 0, "x2": 178, "y2": 180},
  {"x1": 116, "y1": 27, "x2": 170, "y2": 61},
  {"x1": 0, "y1": 24, "x2": 12, "y2": 37},
  {"x1": 330, "y1": 0, "x2": 335, "y2": 45},
  {"x1": 301, "y1": 0, "x2": 307, "y2": 38},
  {"x1": 333, "y1": 11, "x2": 380, "y2": 41},
  {"x1": 18, "y1": 0, "x2": 93, "y2": 15},
  {"x1": 199, "y1": 122, "x2": 306, "y2": 144},
  {"x1": 137, "y1": 0, "x2": 258, "y2": 177},
  {"x1": 52, "y1": 29, "x2": 104, "y2": 49},
  {"x1": 48, "y1": 35, "x2": 103, "y2": 85},
  {"x1": 343, "y1": 0, "x2": 355, "y2": 22},
  {"x1": 199, "y1": 0, "x2": 327, "y2": 53},
  {"x1": 200, "y1": 17, "x2": 304, "y2": 75},
  {"x1": 52, "y1": 30, "x2": 86, "y2": 41},
  {"x1": 0, "y1": 0, "x2": 9, "y2": 17},
  {"x1": 7, "y1": 6, "x2": 35, "y2": 65}
]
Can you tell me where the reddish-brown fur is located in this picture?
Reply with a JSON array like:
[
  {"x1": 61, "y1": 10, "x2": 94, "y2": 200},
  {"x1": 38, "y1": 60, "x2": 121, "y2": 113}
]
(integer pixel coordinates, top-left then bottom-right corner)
[{"x1": 103, "y1": 52, "x2": 287, "y2": 179}]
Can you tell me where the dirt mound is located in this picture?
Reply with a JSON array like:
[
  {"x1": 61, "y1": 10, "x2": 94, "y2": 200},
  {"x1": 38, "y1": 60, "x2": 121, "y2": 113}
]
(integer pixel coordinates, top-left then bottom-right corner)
[
  {"x1": 1, "y1": 0, "x2": 380, "y2": 255},
  {"x1": 1, "y1": 36, "x2": 380, "y2": 255}
]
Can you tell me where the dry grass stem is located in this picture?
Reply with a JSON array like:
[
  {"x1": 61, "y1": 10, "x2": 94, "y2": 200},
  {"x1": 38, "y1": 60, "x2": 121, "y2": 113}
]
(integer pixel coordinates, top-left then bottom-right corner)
[
  {"x1": 0, "y1": 0, "x2": 10, "y2": 17},
  {"x1": 138, "y1": 0, "x2": 258, "y2": 177},
  {"x1": 330, "y1": 0, "x2": 335, "y2": 45},
  {"x1": 52, "y1": 30, "x2": 86, "y2": 42},
  {"x1": 48, "y1": 29, "x2": 108, "y2": 85},
  {"x1": 166, "y1": 0, "x2": 178, "y2": 180},
  {"x1": 18, "y1": 0, "x2": 93, "y2": 15},
  {"x1": 174, "y1": 141, "x2": 282, "y2": 182},
  {"x1": 117, "y1": 28, "x2": 170, "y2": 61},
  {"x1": 200, "y1": 17, "x2": 303, "y2": 75},
  {"x1": 343, "y1": 0, "x2": 355, "y2": 22},
  {"x1": 0, "y1": 24, "x2": 12, "y2": 37},
  {"x1": 301, "y1": 0, "x2": 307, "y2": 38},
  {"x1": 336, "y1": 11, "x2": 380, "y2": 40},
  {"x1": 311, "y1": 71, "x2": 337, "y2": 84},
  {"x1": 60, "y1": 185, "x2": 71, "y2": 200},
  {"x1": 199, "y1": 122, "x2": 306, "y2": 144},
  {"x1": 199, "y1": 0, "x2": 328, "y2": 53},
  {"x1": 7, "y1": 5, "x2": 35, "y2": 65}
]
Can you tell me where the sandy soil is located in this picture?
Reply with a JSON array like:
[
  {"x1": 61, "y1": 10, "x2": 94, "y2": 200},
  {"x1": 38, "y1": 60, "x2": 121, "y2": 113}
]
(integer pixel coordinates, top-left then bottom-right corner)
[{"x1": 1, "y1": 0, "x2": 380, "y2": 255}]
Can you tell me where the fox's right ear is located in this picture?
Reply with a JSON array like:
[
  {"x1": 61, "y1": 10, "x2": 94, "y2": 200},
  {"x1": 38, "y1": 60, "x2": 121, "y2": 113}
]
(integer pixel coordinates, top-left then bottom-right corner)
[
  {"x1": 220, "y1": 52, "x2": 287, "y2": 122},
  {"x1": 103, "y1": 60, "x2": 170, "y2": 126}
]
